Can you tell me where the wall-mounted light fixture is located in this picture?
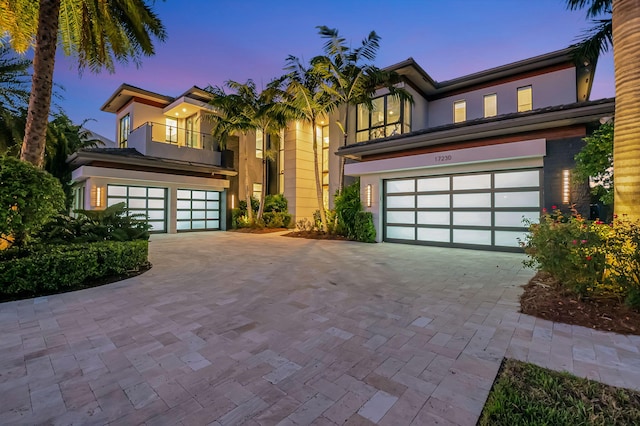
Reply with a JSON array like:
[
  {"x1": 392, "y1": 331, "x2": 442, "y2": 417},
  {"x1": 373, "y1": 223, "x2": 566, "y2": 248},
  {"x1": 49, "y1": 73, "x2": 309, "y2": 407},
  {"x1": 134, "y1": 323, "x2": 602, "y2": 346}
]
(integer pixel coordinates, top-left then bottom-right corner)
[
  {"x1": 562, "y1": 169, "x2": 571, "y2": 204},
  {"x1": 366, "y1": 184, "x2": 372, "y2": 207},
  {"x1": 231, "y1": 194, "x2": 235, "y2": 209},
  {"x1": 91, "y1": 185, "x2": 105, "y2": 208}
]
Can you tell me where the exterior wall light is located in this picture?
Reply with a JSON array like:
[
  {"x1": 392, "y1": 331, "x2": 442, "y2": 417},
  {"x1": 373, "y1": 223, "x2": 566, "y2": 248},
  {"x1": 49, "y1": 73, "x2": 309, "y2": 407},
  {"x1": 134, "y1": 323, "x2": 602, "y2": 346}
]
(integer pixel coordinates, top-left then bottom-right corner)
[
  {"x1": 91, "y1": 185, "x2": 105, "y2": 208},
  {"x1": 366, "y1": 184, "x2": 372, "y2": 207},
  {"x1": 231, "y1": 194, "x2": 235, "y2": 209},
  {"x1": 562, "y1": 169, "x2": 571, "y2": 204}
]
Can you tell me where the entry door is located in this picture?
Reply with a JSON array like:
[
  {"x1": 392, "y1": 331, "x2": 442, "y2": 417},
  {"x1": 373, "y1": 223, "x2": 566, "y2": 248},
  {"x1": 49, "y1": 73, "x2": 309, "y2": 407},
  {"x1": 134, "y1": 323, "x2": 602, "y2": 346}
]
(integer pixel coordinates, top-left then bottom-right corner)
[{"x1": 383, "y1": 169, "x2": 541, "y2": 250}]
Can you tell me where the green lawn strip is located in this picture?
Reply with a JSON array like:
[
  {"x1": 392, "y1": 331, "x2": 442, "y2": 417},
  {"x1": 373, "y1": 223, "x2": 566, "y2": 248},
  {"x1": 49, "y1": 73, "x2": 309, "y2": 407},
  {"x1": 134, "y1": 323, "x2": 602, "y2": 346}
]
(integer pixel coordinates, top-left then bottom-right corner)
[{"x1": 478, "y1": 358, "x2": 640, "y2": 426}]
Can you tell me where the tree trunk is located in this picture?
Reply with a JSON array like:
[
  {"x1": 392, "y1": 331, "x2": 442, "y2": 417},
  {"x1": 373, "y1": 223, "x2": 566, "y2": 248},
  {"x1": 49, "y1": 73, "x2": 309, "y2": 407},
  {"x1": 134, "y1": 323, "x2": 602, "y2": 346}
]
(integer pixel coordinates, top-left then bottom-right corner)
[
  {"x1": 612, "y1": 0, "x2": 640, "y2": 221},
  {"x1": 313, "y1": 119, "x2": 328, "y2": 232},
  {"x1": 243, "y1": 136, "x2": 253, "y2": 222},
  {"x1": 20, "y1": 0, "x2": 61, "y2": 168}
]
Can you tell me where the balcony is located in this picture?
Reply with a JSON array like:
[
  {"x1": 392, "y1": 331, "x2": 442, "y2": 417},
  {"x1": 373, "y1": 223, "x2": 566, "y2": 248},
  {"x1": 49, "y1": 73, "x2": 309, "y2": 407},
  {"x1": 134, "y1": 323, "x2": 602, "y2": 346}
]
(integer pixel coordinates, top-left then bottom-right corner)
[{"x1": 126, "y1": 122, "x2": 221, "y2": 166}]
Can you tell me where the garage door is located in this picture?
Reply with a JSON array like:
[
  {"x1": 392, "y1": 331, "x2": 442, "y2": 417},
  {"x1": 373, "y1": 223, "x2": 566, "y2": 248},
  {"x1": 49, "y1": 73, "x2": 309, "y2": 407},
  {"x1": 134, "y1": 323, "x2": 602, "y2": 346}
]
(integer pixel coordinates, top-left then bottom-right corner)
[
  {"x1": 107, "y1": 185, "x2": 167, "y2": 233},
  {"x1": 384, "y1": 169, "x2": 541, "y2": 251},
  {"x1": 176, "y1": 189, "x2": 221, "y2": 231}
]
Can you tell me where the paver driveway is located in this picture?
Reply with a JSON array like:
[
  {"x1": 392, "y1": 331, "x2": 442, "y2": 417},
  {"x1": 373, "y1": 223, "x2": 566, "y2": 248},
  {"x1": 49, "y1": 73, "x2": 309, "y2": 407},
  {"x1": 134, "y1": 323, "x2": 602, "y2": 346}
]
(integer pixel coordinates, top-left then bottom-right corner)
[{"x1": 1, "y1": 232, "x2": 639, "y2": 425}]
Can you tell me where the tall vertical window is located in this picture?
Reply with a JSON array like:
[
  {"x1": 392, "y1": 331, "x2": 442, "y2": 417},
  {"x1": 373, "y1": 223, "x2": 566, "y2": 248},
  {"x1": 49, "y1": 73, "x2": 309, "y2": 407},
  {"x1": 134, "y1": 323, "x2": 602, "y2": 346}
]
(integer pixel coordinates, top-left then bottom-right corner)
[
  {"x1": 256, "y1": 129, "x2": 263, "y2": 158},
  {"x1": 165, "y1": 117, "x2": 178, "y2": 143},
  {"x1": 483, "y1": 94, "x2": 497, "y2": 118},
  {"x1": 517, "y1": 85, "x2": 533, "y2": 112},
  {"x1": 453, "y1": 100, "x2": 466, "y2": 123},
  {"x1": 118, "y1": 114, "x2": 130, "y2": 148},
  {"x1": 356, "y1": 94, "x2": 411, "y2": 142},
  {"x1": 321, "y1": 125, "x2": 330, "y2": 209},
  {"x1": 278, "y1": 130, "x2": 285, "y2": 194},
  {"x1": 253, "y1": 183, "x2": 262, "y2": 200},
  {"x1": 185, "y1": 114, "x2": 197, "y2": 148}
]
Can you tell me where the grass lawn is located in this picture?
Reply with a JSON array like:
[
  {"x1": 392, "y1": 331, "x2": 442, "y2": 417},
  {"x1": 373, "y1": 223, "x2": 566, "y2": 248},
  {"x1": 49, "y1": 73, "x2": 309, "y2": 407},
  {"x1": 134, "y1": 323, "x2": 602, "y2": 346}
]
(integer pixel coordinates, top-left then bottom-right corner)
[{"x1": 479, "y1": 359, "x2": 640, "y2": 425}]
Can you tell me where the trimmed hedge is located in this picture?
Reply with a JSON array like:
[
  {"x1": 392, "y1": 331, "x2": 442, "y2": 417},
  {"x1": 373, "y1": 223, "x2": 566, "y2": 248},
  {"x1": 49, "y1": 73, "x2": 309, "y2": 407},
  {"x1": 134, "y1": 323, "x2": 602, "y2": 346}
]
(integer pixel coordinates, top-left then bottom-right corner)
[{"x1": 0, "y1": 240, "x2": 148, "y2": 297}]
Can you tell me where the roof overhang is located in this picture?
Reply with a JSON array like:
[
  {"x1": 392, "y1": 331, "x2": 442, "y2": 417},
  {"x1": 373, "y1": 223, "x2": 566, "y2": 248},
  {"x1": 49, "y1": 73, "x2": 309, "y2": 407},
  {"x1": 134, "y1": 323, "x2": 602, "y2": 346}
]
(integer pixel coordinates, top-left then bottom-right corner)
[
  {"x1": 338, "y1": 99, "x2": 615, "y2": 160},
  {"x1": 163, "y1": 96, "x2": 216, "y2": 118},
  {"x1": 101, "y1": 83, "x2": 173, "y2": 113},
  {"x1": 387, "y1": 47, "x2": 582, "y2": 99},
  {"x1": 68, "y1": 150, "x2": 237, "y2": 177}
]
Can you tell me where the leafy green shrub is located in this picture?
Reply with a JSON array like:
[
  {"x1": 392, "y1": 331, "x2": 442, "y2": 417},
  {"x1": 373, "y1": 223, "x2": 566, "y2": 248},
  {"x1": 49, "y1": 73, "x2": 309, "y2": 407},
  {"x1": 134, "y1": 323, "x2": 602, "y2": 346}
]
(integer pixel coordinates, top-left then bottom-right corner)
[
  {"x1": 235, "y1": 194, "x2": 291, "y2": 229},
  {"x1": 524, "y1": 209, "x2": 640, "y2": 309},
  {"x1": 334, "y1": 180, "x2": 376, "y2": 242},
  {"x1": 37, "y1": 202, "x2": 150, "y2": 243},
  {"x1": 264, "y1": 194, "x2": 288, "y2": 213},
  {"x1": 0, "y1": 240, "x2": 148, "y2": 297},
  {"x1": 0, "y1": 156, "x2": 65, "y2": 247},
  {"x1": 263, "y1": 211, "x2": 291, "y2": 228}
]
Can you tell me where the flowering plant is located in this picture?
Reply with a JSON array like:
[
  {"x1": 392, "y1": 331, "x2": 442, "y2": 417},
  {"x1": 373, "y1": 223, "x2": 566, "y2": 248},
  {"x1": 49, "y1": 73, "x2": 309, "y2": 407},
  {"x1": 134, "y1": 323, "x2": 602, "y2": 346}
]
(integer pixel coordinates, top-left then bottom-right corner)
[{"x1": 523, "y1": 207, "x2": 639, "y2": 309}]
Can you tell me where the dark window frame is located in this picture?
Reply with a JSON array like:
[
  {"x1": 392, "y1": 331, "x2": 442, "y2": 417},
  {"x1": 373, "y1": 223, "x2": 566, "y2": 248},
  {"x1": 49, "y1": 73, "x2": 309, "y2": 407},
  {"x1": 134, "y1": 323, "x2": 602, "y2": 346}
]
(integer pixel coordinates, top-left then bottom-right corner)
[{"x1": 356, "y1": 94, "x2": 411, "y2": 142}]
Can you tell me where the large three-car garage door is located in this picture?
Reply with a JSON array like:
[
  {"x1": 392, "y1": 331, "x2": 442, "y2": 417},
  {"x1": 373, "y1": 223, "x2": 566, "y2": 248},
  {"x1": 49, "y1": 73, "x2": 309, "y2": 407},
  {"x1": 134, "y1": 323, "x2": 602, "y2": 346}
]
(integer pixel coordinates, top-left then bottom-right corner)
[{"x1": 383, "y1": 169, "x2": 541, "y2": 250}]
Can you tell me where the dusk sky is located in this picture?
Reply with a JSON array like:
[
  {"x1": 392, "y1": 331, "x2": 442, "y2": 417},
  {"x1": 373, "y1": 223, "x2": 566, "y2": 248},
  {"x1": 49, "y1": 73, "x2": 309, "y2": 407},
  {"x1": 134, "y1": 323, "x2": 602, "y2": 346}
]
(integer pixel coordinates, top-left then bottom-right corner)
[{"x1": 51, "y1": 0, "x2": 615, "y2": 139}]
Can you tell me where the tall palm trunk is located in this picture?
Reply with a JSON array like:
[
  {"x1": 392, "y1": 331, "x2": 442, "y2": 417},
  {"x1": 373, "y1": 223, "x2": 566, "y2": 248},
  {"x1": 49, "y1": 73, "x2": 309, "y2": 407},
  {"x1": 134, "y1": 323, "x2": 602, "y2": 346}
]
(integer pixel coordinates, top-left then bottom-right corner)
[
  {"x1": 612, "y1": 0, "x2": 640, "y2": 221},
  {"x1": 313, "y1": 119, "x2": 328, "y2": 232},
  {"x1": 20, "y1": 0, "x2": 61, "y2": 168},
  {"x1": 243, "y1": 137, "x2": 253, "y2": 222}
]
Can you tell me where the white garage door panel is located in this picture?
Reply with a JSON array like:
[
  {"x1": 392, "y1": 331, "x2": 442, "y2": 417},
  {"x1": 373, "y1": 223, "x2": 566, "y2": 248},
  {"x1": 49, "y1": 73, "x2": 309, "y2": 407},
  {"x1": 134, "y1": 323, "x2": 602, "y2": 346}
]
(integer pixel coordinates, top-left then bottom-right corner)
[
  {"x1": 417, "y1": 228, "x2": 450, "y2": 242},
  {"x1": 386, "y1": 226, "x2": 415, "y2": 240},
  {"x1": 384, "y1": 169, "x2": 541, "y2": 251}
]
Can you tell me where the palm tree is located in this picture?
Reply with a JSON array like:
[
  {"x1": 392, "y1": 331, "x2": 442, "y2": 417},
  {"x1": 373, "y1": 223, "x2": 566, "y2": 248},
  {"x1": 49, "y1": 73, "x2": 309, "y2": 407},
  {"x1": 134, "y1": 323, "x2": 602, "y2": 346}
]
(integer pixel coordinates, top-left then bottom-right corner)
[
  {"x1": 568, "y1": 0, "x2": 640, "y2": 220},
  {"x1": 283, "y1": 55, "x2": 337, "y2": 232},
  {"x1": 567, "y1": 0, "x2": 612, "y2": 63},
  {"x1": 225, "y1": 80, "x2": 288, "y2": 220},
  {"x1": 0, "y1": 0, "x2": 166, "y2": 168},
  {"x1": 205, "y1": 83, "x2": 256, "y2": 223},
  {"x1": 313, "y1": 26, "x2": 413, "y2": 191}
]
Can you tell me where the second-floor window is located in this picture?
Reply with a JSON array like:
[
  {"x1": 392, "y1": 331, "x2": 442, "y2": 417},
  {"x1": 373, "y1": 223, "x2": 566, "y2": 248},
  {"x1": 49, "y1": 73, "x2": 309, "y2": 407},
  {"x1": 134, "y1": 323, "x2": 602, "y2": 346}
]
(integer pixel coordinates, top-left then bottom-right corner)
[
  {"x1": 118, "y1": 114, "x2": 130, "y2": 148},
  {"x1": 165, "y1": 117, "x2": 178, "y2": 143},
  {"x1": 356, "y1": 94, "x2": 411, "y2": 142},
  {"x1": 484, "y1": 94, "x2": 497, "y2": 118},
  {"x1": 453, "y1": 100, "x2": 466, "y2": 123},
  {"x1": 517, "y1": 85, "x2": 533, "y2": 112},
  {"x1": 256, "y1": 129, "x2": 263, "y2": 158}
]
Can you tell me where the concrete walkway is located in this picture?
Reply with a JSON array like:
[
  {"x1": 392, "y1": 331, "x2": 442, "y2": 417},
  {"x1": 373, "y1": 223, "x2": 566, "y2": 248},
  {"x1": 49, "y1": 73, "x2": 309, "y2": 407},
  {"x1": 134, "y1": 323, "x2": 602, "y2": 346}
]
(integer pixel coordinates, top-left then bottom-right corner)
[{"x1": 1, "y1": 232, "x2": 639, "y2": 425}]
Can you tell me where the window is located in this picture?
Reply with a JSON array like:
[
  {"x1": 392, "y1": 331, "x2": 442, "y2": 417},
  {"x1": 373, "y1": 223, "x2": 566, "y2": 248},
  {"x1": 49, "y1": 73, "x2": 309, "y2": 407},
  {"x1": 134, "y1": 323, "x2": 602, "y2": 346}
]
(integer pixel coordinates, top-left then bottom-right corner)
[
  {"x1": 118, "y1": 114, "x2": 130, "y2": 148},
  {"x1": 253, "y1": 183, "x2": 262, "y2": 200},
  {"x1": 517, "y1": 86, "x2": 532, "y2": 112},
  {"x1": 256, "y1": 129, "x2": 263, "y2": 158},
  {"x1": 185, "y1": 114, "x2": 198, "y2": 148},
  {"x1": 356, "y1": 94, "x2": 411, "y2": 142},
  {"x1": 453, "y1": 100, "x2": 466, "y2": 123},
  {"x1": 278, "y1": 131, "x2": 285, "y2": 193},
  {"x1": 483, "y1": 94, "x2": 497, "y2": 118},
  {"x1": 165, "y1": 117, "x2": 178, "y2": 143},
  {"x1": 319, "y1": 125, "x2": 330, "y2": 209}
]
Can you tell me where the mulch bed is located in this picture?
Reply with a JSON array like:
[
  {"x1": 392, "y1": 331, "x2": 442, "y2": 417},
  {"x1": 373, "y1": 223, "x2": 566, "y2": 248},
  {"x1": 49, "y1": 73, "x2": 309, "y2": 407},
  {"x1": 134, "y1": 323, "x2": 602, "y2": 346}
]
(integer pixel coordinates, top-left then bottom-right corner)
[
  {"x1": 520, "y1": 271, "x2": 640, "y2": 335},
  {"x1": 228, "y1": 228, "x2": 289, "y2": 234},
  {"x1": 282, "y1": 230, "x2": 350, "y2": 240}
]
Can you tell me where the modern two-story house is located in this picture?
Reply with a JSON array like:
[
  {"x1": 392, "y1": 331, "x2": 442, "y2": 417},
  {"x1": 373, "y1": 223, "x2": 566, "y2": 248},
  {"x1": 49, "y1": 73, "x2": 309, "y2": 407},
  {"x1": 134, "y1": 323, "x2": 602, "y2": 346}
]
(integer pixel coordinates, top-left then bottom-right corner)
[
  {"x1": 338, "y1": 48, "x2": 614, "y2": 251},
  {"x1": 69, "y1": 47, "x2": 614, "y2": 251}
]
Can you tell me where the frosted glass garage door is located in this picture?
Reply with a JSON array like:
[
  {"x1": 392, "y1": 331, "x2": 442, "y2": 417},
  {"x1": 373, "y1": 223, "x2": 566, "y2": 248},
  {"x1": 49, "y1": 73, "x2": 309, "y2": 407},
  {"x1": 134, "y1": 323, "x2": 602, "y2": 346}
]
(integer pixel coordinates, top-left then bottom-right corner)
[
  {"x1": 176, "y1": 189, "x2": 221, "y2": 231},
  {"x1": 107, "y1": 185, "x2": 167, "y2": 233},
  {"x1": 383, "y1": 169, "x2": 541, "y2": 251}
]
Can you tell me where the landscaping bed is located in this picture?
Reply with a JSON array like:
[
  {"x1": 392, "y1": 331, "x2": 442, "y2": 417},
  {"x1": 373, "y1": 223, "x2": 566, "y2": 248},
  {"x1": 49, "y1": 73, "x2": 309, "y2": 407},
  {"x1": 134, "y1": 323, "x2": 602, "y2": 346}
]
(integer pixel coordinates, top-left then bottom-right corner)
[
  {"x1": 282, "y1": 230, "x2": 350, "y2": 240},
  {"x1": 521, "y1": 271, "x2": 640, "y2": 335},
  {"x1": 228, "y1": 227, "x2": 289, "y2": 234},
  {"x1": 479, "y1": 358, "x2": 640, "y2": 425}
]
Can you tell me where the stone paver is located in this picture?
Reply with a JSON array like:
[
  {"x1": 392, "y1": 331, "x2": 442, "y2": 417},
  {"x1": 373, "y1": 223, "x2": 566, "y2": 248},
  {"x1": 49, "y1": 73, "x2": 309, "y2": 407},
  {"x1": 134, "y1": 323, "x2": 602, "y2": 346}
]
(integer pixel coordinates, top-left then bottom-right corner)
[{"x1": 1, "y1": 231, "x2": 640, "y2": 425}]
